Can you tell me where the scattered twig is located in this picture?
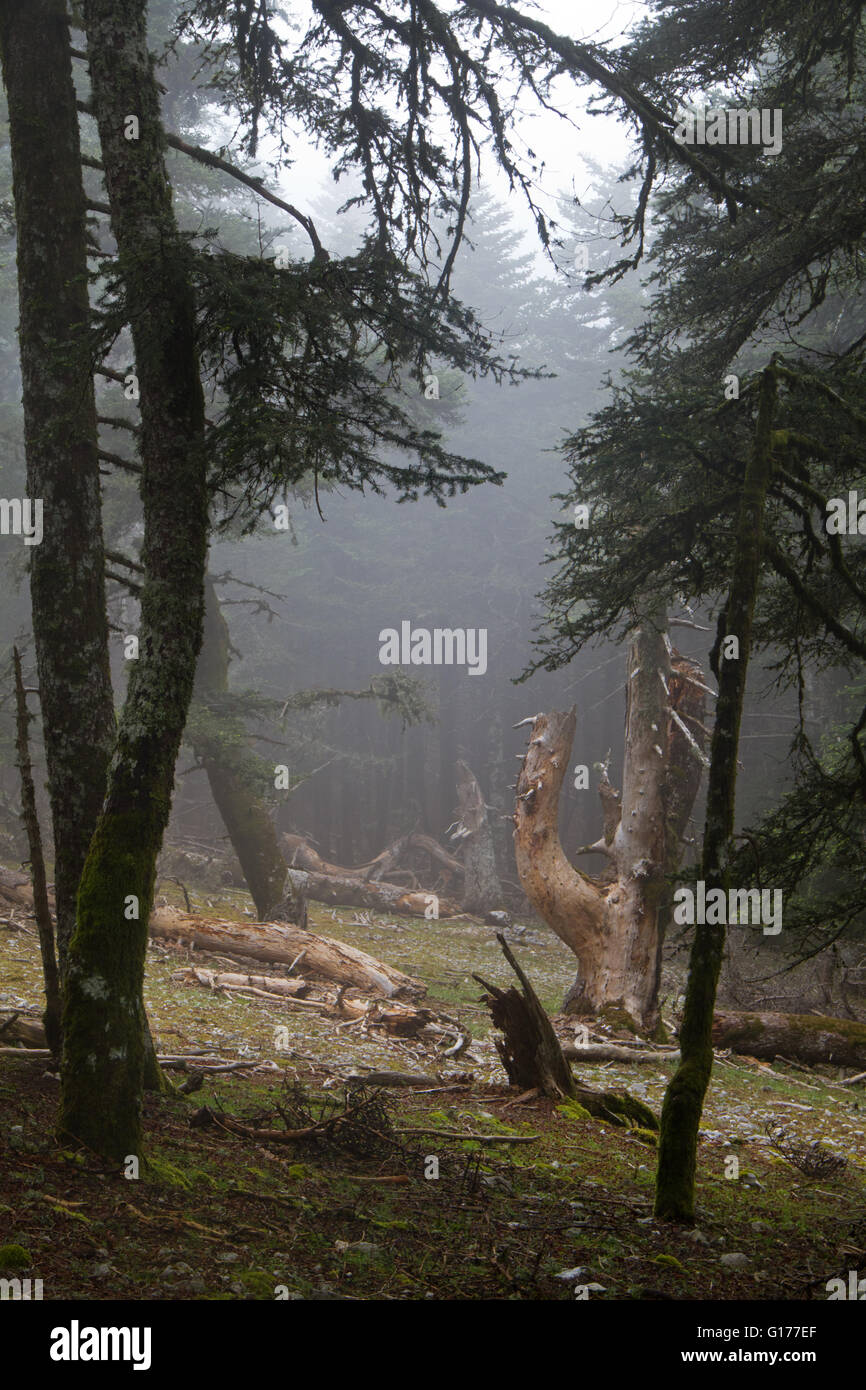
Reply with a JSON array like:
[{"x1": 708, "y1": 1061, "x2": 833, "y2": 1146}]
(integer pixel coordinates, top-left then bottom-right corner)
[{"x1": 393, "y1": 1127, "x2": 539, "y2": 1145}]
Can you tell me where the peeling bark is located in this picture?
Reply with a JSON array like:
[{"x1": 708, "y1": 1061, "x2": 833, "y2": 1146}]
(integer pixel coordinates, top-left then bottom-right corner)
[
  {"x1": 453, "y1": 760, "x2": 504, "y2": 915},
  {"x1": 12, "y1": 648, "x2": 61, "y2": 1057},
  {"x1": 513, "y1": 621, "x2": 706, "y2": 1035},
  {"x1": 150, "y1": 907, "x2": 425, "y2": 999}
]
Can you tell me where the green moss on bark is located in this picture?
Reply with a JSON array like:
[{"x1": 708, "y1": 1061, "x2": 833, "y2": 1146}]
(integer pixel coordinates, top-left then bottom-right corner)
[
  {"x1": 654, "y1": 364, "x2": 778, "y2": 1224},
  {"x1": 59, "y1": 0, "x2": 210, "y2": 1163},
  {"x1": 0, "y1": 0, "x2": 116, "y2": 972}
]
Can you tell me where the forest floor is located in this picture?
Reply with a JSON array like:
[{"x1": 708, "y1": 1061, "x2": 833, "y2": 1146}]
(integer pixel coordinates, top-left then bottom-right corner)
[{"x1": 1, "y1": 878, "x2": 865, "y2": 1301}]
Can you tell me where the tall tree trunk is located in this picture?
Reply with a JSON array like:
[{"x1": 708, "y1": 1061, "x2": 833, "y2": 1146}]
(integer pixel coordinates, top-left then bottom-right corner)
[
  {"x1": 60, "y1": 0, "x2": 209, "y2": 1163},
  {"x1": 13, "y1": 648, "x2": 62, "y2": 1057},
  {"x1": 0, "y1": 0, "x2": 116, "y2": 973},
  {"x1": 654, "y1": 364, "x2": 778, "y2": 1223},
  {"x1": 188, "y1": 576, "x2": 290, "y2": 920},
  {"x1": 514, "y1": 618, "x2": 706, "y2": 1035},
  {"x1": 453, "y1": 759, "x2": 503, "y2": 914}
]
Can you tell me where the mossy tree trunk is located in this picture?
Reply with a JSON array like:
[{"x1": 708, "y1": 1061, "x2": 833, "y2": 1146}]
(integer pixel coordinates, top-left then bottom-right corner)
[
  {"x1": 654, "y1": 364, "x2": 779, "y2": 1223},
  {"x1": 188, "y1": 576, "x2": 290, "y2": 920},
  {"x1": 0, "y1": 0, "x2": 115, "y2": 973},
  {"x1": 59, "y1": 0, "x2": 209, "y2": 1163}
]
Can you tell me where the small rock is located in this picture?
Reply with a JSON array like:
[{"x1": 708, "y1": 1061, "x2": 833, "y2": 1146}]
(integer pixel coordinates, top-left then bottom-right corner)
[
  {"x1": 92, "y1": 1263, "x2": 112, "y2": 1277},
  {"x1": 555, "y1": 1266, "x2": 589, "y2": 1282},
  {"x1": 720, "y1": 1252, "x2": 750, "y2": 1269},
  {"x1": 750, "y1": 1220, "x2": 770, "y2": 1233},
  {"x1": 688, "y1": 1229, "x2": 710, "y2": 1245},
  {"x1": 175, "y1": 1278, "x2": 206, "y2": 1294},
  {"x1": 216, "y1": 1251, "x2": 240, "y2": 1264}
]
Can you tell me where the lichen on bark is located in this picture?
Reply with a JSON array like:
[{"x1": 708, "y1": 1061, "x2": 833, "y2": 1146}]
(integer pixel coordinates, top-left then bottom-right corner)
[
  {"x1": 0, "y1": 0, "x2": 116, "y2": 974},
  {"x1": 59, "y1": 0, "x2": 209, "y2": 1161},
  {"x1": 654, "y1": 363, "x2": 779, "y2": 1223}
]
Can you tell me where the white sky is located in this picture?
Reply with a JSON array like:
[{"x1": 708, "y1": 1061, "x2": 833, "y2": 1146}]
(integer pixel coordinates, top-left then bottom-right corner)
[{"x1": 262, "y1": 1, "x2": 648, "y2": 257}]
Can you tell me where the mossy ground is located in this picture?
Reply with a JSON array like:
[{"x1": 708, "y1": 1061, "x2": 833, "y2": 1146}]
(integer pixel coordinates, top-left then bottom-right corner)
[{"x1": 1, "y1": 879, "x2": 865, "y2": 1300}]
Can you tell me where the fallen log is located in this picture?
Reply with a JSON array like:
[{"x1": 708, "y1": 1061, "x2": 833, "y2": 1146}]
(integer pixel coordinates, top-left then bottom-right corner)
[
  {"x1": 0, "y1": 1011, "x2": 46, "y2": 1047},
  {"x1": 1, "y1": 869, "x2": 426, "y2": 1002},
  {"x1": 343, "y1": 1071, "x2": 444, "y2": 1088},
  {"x1": 562, "y1": 1042, "x2": 680, "y2": 1064},
  {"x1": 0, "y1": 866, "x2": 36, "y2": 912},
  {"x1": 283, "y1": 867, "x2": 462, "y2": 918},
  {"x1": 712, "y1": 1010, "x2": 866, "y2": 1069},
  {"x1": 150, "y1": 907, "x2": 426, "y2": 1000},
  {"x1": 281, "y1": 831, "x2": 465, "y2": 886},
  {"x1": 171, "y1": 966, "x2": 311, "y2": 998}
]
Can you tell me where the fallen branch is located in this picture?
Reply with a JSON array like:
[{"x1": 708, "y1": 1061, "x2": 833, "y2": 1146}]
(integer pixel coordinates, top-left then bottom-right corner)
[
  {"x1": 343, "y1": 1071, "x2": 442, "y2": 1088},
  {"x1": 562, "y1": 1042, "x2": 680, "y2": 1063},
  {"x1": 394, "y1": 1127, "x2": 539, "y2": 1144}
]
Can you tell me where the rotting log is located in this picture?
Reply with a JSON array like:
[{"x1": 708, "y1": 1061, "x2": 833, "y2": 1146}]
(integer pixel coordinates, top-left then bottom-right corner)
[
  {"x1": 562, "y1": 1042, "x2": 680, "y2": 1064},
  {"x1": 0, "y1": 1011, "x2": 46, "y2": 1047},
  {"x1": 332, "y1": 994, "x2": 436, "y2": 1036},
  {"x1": 150, "y1": 906, "x2": 425, "y2": 1000},
  {"x1": 283, "y1": 867, "x2": 462, "y2": 918},
  {"x1": 712, "y1": 1010, "x2": 866, "y2": 1069},
  {"x1": 0, "y1": 866, "x2": 426, "y2": 1000},
  {"x1": 171, "y1": 967, "x2": 311, "y2": 997}
]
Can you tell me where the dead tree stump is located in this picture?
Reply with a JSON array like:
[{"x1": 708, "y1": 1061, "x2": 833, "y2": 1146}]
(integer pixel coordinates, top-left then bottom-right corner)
[{"x1": 475, "y1": 934, "x2": 659, "y2": 1130}]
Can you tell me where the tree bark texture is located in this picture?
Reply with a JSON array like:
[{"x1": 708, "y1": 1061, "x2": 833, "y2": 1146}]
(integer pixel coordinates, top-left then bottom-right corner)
[
  {"x1": 453, "y1": 759, "x2": 504, "y2": 914},
  {"x1": 655, "y1": 364, "x2": 778, "y2": 1223},
  {"x1": 513, "y1": 623, "x2": 706, "y2": 1035},
  {"x1": 0, "y1": 0, "x2": 116, "y2": 973},
  {"x1": 189, "y1": 576, "x2": 291, "y2": 920},
  {"x1": 60, "y1": 0, "x2": 210, "y2": 1163},
  {"x1": 12, "y1": 647, "x2": 62, "y2": 1056}
]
